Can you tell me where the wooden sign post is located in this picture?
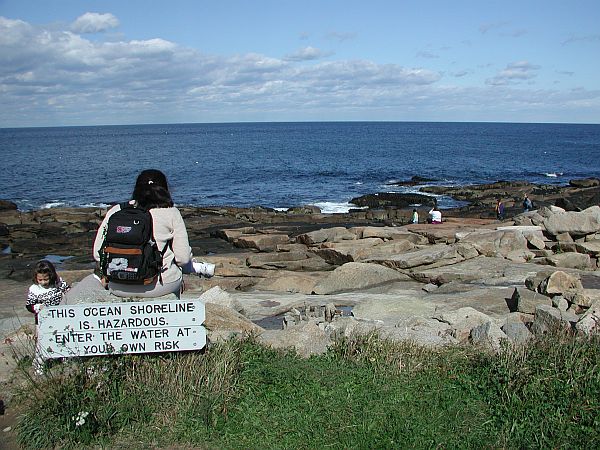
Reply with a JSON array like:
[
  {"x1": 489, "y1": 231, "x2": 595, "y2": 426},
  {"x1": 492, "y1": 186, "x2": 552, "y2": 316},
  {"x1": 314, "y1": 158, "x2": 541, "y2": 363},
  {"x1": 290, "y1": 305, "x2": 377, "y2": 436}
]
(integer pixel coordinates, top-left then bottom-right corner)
[{"x1": 37, "y1": 299, "x2": 206, "y2": 359}]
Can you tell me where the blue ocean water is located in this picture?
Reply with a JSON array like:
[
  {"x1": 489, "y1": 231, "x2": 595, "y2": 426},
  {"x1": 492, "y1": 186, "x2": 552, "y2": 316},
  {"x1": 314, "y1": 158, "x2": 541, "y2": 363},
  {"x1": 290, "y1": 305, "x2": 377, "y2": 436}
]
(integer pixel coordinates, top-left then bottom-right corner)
[{"x1": 1, "y1": 122, "x2": 599, "y2": 213}]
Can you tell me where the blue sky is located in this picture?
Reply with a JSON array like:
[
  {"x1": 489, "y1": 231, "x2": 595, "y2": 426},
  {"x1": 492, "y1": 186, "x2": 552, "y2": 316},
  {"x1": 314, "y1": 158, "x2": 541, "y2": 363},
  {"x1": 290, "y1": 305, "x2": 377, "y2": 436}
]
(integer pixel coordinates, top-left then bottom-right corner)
[{"x1": 1, "y1": 0, "x2": 599, "y2": 127}]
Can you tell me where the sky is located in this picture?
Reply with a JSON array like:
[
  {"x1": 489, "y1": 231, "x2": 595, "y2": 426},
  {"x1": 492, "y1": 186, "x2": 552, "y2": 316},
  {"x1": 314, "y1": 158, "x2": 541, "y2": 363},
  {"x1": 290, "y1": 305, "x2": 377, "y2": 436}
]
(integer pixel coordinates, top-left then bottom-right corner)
[{"x1": 1, "y1": 0, "x2": 599, "y2": 127}]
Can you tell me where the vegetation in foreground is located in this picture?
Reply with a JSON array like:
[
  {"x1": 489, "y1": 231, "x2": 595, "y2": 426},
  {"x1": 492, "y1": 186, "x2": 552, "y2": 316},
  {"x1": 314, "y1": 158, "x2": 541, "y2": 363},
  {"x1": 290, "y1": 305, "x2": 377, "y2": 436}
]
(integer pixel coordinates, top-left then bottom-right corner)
[{"x1": 12, "y1": 330, "x2": 600, "y2": 449}]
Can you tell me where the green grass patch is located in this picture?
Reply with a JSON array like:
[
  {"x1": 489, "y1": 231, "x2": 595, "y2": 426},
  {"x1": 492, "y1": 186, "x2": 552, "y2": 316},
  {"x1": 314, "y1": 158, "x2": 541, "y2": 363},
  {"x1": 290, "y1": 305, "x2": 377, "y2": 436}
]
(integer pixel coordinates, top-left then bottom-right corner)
[{"x1": 13, "y1": 331, "x2": 600, "y2": 449}]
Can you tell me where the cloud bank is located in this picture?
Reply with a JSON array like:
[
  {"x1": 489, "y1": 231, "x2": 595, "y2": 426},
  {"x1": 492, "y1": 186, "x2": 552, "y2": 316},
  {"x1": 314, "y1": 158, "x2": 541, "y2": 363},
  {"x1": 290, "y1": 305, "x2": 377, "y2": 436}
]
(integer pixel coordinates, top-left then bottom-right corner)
[{"x1": 0, "y1": 14, "x2": 598, "y2": 126}]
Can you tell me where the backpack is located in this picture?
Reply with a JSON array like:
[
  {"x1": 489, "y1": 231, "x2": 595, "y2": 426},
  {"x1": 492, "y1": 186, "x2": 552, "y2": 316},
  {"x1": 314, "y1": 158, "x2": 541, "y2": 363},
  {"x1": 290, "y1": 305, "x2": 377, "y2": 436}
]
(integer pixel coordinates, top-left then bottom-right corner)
[{"x1": 99, "y1": 203, "x2": 165, "y2": 285}]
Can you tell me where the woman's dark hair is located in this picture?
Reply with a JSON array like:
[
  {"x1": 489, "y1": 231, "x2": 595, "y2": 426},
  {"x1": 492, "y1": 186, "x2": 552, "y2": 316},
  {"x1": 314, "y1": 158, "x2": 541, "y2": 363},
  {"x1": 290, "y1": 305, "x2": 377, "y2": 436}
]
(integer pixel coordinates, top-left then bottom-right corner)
[
  {"x1": 131, "y1": 169, "x2": 174, "y2": 209},
  {"x1": 32, "y1": 260, "x2": 59, "y2": 286}
]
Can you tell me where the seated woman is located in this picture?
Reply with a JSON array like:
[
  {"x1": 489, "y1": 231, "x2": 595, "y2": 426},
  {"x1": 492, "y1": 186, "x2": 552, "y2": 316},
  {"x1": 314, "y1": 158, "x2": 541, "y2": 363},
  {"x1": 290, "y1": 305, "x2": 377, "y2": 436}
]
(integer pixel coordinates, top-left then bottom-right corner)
[
  {"x1": 67, "y1": 169, "x2": 214, "y2": 301},
  {"x1": 428, "y1": 206, "x2": 442, "y2": 224}
]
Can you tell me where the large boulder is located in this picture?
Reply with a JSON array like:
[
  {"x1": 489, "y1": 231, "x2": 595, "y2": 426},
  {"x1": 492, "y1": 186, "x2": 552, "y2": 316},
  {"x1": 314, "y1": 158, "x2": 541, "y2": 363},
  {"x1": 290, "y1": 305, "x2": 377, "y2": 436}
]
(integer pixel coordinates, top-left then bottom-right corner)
[
  {"x1": 456, "y1": 229, "x2": 528, "y2": 258},
  {"x1": 497, "y1": 225, "x2": 545, "y2": 244},
  {"x1": 509, "y1": 287, "x2": 552, "y2": 314},
  {"x1": 312, "y1": 262, "x2": 412, "y2": 294},
  {"x1": 543, "y1": 206, "x2": 600, "y2": 237},
  {"x1": 433, "y1": 307, "x2": 495, "y2": 343},
  {"x1": 538, "y1": 271, "x2": 584, "y2": 295}
]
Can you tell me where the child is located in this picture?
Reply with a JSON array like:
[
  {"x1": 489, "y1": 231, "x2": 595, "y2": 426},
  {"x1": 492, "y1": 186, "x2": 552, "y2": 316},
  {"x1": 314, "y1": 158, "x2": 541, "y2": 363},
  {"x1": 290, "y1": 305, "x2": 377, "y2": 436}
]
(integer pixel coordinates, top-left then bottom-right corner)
[
  {"x1": 26, "y1": 260, "x2": 70, "y2": 375},
  {"x1": 26, "y1": 260, "x2": 70, "y2": 321}
]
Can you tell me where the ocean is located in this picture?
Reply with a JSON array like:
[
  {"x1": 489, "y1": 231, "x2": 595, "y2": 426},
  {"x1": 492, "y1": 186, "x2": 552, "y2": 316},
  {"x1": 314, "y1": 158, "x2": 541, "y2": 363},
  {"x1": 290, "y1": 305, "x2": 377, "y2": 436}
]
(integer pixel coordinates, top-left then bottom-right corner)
[{"x1": 2, "y1": 122, "x2": 599, "y2": 213}]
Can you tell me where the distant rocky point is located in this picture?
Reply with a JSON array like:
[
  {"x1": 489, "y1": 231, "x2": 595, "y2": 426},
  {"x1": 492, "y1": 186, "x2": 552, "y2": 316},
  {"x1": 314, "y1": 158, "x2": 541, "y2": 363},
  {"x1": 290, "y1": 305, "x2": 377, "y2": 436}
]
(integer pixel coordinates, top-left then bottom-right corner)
[{"x1": 350, "y1": 192, "x2": 436, "y2": 208}]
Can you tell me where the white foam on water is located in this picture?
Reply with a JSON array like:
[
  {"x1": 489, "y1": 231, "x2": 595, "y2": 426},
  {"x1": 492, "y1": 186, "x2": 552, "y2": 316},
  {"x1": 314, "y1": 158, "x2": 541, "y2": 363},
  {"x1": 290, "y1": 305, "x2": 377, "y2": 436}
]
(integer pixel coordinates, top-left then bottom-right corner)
[
  {"x1": 314, "y1": 202, "x2": 366, "y2": 214},
  {"x1": 81, "y1": 202, "x2": 110, "y2": 209},
  {"x1": 41, "y1": 202, "x2": 65, "y2": 209},
  {"x1": 273, "y1": 207, "x2": 289, "y2": 212},
  {"x1": 543, "y1": 172, "x2": 563, "y2": 178}
]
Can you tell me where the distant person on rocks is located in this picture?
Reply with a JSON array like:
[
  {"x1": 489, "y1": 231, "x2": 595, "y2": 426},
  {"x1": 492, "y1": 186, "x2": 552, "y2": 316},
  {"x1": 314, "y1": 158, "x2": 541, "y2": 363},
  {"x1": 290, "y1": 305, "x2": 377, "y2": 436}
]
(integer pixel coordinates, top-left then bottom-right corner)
[
  {"x1": 495, "y1": 198, "x2": 505, "y2": 220},
  {"x1": 411, "y1": 208, "x2": 419, "y2": 224},
  {"x1": 428, "y1": 206, "x2": 442, "y2": 224},
  {"x1": 67, "y1": 169, "x2": 214, "y2": 301},
  {"x1": 26, "y1": 260, "x2": 70, "y2": 323},
  {"x1": 523, "y1": 194, "x2": 533, "y2": 212}
]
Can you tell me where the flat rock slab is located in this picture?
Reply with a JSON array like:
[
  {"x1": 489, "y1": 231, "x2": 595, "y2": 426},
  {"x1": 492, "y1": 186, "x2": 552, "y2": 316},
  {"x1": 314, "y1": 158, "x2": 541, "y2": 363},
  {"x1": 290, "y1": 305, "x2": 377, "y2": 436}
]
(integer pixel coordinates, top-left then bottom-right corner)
[
  {"x1": 410, "y1": 256, "x2": 574, "y2": 286},
  {"x1": 350, "y1": 284, "x2": 513, "y2": 325},
  {"x1": 368, "y1": 243, "x2": 462, "y2": 269},
  {"x1": 351, "y1": 292, "x2": 435, "y2": 325},
  {"x1": 427, "y1": 285, "x2": 515, "y2": 319}
]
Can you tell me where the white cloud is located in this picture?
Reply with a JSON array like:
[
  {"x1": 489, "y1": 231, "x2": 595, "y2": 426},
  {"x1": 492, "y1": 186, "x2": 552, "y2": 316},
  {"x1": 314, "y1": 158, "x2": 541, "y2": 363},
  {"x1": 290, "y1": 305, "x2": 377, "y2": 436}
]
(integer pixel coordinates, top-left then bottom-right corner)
[
  {"x1": 0, "y1": 16, "x2": 598, "y2": 126},
  {"x1": 71, "y1": 12, "x2": 119, "y2": 34},
  {"x1": 284, "y1": 46, "x2": 332, "y2": 61},
  {"x1": 486, "y1": 61, "x2": 540, "y2": 86},
  {"x1": 0, "y1": 16, "x2": 445, "y2": 126}
]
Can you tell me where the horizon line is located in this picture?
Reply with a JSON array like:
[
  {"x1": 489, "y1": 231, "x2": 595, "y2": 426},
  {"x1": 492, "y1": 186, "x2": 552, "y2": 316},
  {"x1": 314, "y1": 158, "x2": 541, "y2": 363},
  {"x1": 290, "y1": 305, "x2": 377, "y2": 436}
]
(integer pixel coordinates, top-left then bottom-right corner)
[{"x1": 2, "y1": 119, "x2": 600, "y2": 130}]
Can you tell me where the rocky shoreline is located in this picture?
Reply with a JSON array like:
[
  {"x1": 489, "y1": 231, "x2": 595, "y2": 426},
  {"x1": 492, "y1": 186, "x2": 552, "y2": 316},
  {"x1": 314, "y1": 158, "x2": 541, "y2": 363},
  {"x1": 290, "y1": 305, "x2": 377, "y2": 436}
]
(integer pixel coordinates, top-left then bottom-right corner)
[{"x1": 1, "y1": 179, "x2": 600, "y2": 385}]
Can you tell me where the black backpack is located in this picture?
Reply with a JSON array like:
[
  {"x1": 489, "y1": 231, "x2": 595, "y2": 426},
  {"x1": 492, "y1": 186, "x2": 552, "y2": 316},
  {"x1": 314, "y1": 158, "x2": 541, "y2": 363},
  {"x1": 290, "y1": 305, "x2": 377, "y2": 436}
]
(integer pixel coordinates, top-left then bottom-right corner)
[{"x1": 99, "y1": 203, "x2": 165, "y2": 285}]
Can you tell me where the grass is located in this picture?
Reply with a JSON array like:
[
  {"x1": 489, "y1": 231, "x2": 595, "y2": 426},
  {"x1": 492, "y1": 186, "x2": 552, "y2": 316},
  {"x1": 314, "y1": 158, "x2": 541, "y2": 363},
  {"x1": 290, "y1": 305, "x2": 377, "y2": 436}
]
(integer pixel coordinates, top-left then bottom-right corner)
[{"x1": 11, "y1": 330, "x2": 600, "y2": 449}]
